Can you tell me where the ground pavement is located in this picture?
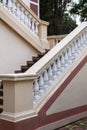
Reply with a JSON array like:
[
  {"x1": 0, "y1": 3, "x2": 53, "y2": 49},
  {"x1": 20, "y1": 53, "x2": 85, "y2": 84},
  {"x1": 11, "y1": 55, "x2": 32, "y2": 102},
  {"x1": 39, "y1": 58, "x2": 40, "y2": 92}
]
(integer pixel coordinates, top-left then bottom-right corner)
[{"x1": 55, "y1": 118, "x2": 87, "y2": 130}]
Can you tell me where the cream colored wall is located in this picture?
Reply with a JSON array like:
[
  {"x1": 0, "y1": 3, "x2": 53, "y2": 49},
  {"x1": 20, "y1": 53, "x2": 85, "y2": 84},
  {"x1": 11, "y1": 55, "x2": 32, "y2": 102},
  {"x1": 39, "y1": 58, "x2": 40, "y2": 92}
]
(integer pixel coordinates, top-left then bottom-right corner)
[
  {"x1": 0, "y1": 20, "x2": 39, "y2": 74},
  {"x1": 47, "y1": 63, "x2": 87, "y2": 115}
]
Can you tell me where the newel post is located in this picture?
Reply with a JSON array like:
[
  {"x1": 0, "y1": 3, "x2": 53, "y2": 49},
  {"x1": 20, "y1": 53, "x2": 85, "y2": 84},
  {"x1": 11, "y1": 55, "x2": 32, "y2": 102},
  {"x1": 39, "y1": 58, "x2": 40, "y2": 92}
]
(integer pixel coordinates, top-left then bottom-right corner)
[
  {"x1": 0, "y1": 74, "x2": 36, "y2": 122},
  {"x1": 38, "y1": 20, "x2": 50, "y2": 49}
]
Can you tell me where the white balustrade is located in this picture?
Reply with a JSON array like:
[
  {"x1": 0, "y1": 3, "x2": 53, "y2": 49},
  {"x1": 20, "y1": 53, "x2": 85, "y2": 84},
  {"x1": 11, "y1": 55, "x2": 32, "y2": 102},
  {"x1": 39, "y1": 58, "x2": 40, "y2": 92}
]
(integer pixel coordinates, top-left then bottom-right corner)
[
  {"x1": 0, "y1": 0, "x2": 39, "y2": 36},
  {"x1": 33, "y1": 28, "x2": 87, "y2": 104}
]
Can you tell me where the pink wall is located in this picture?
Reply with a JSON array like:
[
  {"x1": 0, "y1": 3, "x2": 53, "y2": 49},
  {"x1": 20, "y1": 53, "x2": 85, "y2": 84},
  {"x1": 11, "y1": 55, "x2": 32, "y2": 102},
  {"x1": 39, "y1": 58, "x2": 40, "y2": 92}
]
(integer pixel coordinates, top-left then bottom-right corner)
[{"x1": 22, "y1": 0, "x2": 39, "y2": 17}]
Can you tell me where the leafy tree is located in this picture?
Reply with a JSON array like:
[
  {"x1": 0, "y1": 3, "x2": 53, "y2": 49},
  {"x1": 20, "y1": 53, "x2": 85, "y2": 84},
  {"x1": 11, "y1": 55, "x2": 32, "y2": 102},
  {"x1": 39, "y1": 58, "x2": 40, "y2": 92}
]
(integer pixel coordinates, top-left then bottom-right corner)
[
  {"x1": 40, "y1": 0, "x2": 77, "y2": 35},
  {"x1": 70, "y1": 0, "x2": 87, "y2": 22}
]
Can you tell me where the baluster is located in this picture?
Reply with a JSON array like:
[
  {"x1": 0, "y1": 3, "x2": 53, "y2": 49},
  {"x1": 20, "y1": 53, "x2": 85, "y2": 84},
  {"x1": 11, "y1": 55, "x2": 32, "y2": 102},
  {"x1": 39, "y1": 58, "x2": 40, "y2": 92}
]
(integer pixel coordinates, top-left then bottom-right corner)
[
  {"x1": 52, "y1": 61, "x2": 58, "y2": 80},
  {"x1": 31, "y1": 18, "x2": 35, "y2": 33},
  {"x1": 72, "y1": 42, "x2": 75, "y2": 54},
  {"x1": 20, "y1": 7, "x2": 25, "y2": 23},
  {"x1": 12, "y1": 0, "x2": 16, "y2": 15},
  {"x1": 74, "y1": 40, "x2": 79, "y2": 57},
  {"x1": 80, "y1": 34, "x2": 84, "y2": 48},
  {"x1": 24, "y1": 11, "x2": 29, "y2": 26},
  {"x1": 77, "y1": 37, "x2": 81, "y2": 50},
  {"x1": 76, "y1": 38, "x2": 82, "y2": 53},
  {"x1": 67, "y1": 46, "x2": 73, "y2": 64},
  {"x1": 71, "y1": 42, "x2": 76, "y2": 60},
  {"x1": 43, "y1": 70, "x2": 50, "y2": 91},
  {"x1": 64, "y1": 49, "x2": 69, "y2": 67},
  {"x1": 35, "y1": 21, "x2": 39, "y2": 35},
  {"x1": 8, "y1": 0, "x2": 13, "y2": 11},
  {"x1": 16, "y1": 3, "x2": 21, "y2": 19},
  {"x1": 83, "y1": 31, "x2": 87, "y2": 47},
  {"x1": 2, "y1": 0, "x2": 7, "y2": 6},
  {"x1": 39, "y1": 74, "x2": 45, "y2": 96},
  {"x1": 48, "y1": 65, "x2": 54, "y2": 85},
  {"x1": 61, "y1": 53, "x2": 65, "y2": 65},
  {"x1": 33, "y1": 79, "x2": 41, "y2": 104},
  {"x1": 79, "y1": 35, "x2": 83, "y2": 50},
  {"x1": 60, "y1": 53, "x2": 66, "y2": 72},
  {"x1": 28, "y1": 15, "x2": 32, "y2": 30},
  {"x1": 56, "y1": 57, "x2": 62, "y2": 77}
]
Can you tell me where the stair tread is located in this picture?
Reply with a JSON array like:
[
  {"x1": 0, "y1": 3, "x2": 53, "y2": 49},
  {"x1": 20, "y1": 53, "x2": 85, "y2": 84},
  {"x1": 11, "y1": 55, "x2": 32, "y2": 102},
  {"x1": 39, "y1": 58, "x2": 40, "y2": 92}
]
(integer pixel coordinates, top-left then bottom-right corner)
[
  {"x1": 15, "y1": 70, "x2": 22, "y2": 73},
  {"x1": 14, "y1": 50, "x2": 49, "y2": 73},
  {"x1": 0, "y1": 108, "x2": 3, "y2": 113},
  {"x1": 38, "y1": 54, "x2": 44, "y2": 58}
]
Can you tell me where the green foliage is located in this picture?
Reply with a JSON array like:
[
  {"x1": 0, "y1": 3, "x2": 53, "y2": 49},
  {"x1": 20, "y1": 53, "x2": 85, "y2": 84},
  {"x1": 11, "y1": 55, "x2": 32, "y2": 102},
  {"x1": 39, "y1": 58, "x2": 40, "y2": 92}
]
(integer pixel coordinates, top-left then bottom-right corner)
[
  {"x1": 70, "y1": 0, "x2": 87, "y2": 21},
  {"x1": 40, "y1": 0, "x2": 77, "y2": 35}
]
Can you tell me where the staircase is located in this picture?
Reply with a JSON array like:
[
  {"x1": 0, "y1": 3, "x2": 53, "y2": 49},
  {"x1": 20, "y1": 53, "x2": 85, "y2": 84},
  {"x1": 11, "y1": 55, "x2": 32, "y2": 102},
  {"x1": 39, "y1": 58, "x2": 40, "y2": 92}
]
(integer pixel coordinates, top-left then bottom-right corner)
[
  {"x1": 15, "y1": 49, "x2": 49, "y2": 73},
  {"x1": 0, "y1": 0, "x2": 87, "y2": 130}
]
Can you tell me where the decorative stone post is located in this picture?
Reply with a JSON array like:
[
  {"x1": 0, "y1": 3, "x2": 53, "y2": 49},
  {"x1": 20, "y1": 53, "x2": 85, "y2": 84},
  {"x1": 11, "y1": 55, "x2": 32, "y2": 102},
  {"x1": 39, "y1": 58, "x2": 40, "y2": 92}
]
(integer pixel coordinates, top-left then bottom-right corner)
[
  {"x1": 38, "y1": 20, "x2": 50, "y2": 49},
  {"x1": 0, "y1": 74, "x2": 36, "y2": 122}
]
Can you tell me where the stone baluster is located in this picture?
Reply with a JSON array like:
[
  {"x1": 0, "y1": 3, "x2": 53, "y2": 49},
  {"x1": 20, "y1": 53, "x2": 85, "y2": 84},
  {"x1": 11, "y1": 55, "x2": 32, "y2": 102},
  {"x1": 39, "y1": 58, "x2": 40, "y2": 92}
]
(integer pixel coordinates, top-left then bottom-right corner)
[
  {"x1": 71, "y1": 41, "x2": 75, "y2": 57},
  {"x1": 77, "y1": 37, "x2": 81, "y2": 50},
  {"x1": 76, "y1": 38, "x2": 82, "y2": 54},
  {"x1": 16, "y1": 3, "x2": 21, "y2": 19},
  {"x1": 7, "y1": 0, "x2": 13, "y2": 10},
  {"x1": 74, "y1": 40, "x2": 79, "y2": 57},
  {"x1": 56, "y1": 56, "x2": 62, "y2": 77},
  {"x1": 43, "y1": 70, "x2": 50, "y2": 91},
  {"x1": 48, "y1": 65, "x2": 54, "y2": 85},
  {"x1": 31, "y1": 18, "x2": 35, "y2": 33},
  {"x1": 3, "y1": 0, "x2": 7, "y2": 6},
  {"x1": 28, "y1": 15, "x2": 32, "y2": 30},
  {"x1": 61, "y1": 53, "x2": 66, "y2": 66},
  {"x1": 64, "y1": 49, "x2": 69, "y2": 67},
  {"x1": 12, "y1": 0, "x2": 16, "y2": 15},
  {"x1": 79, "y1": 35, "x2": 83, "y2": 50},
  {"x1": 39, "y1": 74, "x2": 45, "y2": 96},
  {"x1": 24, "y1": 11, "x2": 29, "y2": 26},
  {"x1": 83, "y1": 31, "x2": 87, "y2": 46},
  {"x1": 20, "y1": 7, "x2": 25, "y2": 23},
  {"x1": 33, "y1": 79, "x2": 41, "y2": 104},
  {"x1": 81, "y1": 33, "x2": 84, "y2": 48},
  {"x1": 52, "y1": 61, "x2": 58, "y2": 80},
  {"x1": 35, "y1": 21, "x2": 39, "y2": 35},
  {"x1": 67, "y1": 45, "x2": 73, "y2": 64}
]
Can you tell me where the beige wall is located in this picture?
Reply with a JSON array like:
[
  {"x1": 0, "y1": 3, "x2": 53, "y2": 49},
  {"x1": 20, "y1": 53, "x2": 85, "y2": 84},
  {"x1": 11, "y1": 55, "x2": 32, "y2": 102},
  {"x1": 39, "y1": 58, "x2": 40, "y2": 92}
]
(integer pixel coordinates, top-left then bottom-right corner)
[
  {"x1": 47, "y1": 63, "x2": 87, "y2": 115},
  {"x1": 0, "y1": 20, "x2": 39, "y2": 74}
]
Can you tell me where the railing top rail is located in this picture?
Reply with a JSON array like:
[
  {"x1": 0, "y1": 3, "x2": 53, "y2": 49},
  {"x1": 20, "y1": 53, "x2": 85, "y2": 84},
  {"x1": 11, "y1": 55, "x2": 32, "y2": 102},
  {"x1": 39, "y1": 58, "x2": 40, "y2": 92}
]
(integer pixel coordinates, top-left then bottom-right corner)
[
  {"x1": 17, "y1": 0, "x2": 40, "y2": 23},
  {"x1": 25, "y1": 22, "x2": 87, "y2": 75},
  {"x1": 47, "y1": 34, "x2": 67, "y2": 39},
  {"x1": 17, "y1": 0, "x2": 49, "y2": 25}
]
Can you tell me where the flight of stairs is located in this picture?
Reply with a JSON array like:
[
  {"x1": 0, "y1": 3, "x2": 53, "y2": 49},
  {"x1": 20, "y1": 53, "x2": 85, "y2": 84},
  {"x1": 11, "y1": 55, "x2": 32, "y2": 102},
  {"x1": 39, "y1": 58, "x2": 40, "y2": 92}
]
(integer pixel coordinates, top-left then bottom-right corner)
[
  {"x1": 0, "y1": 49, "x2": 49, "y2": 113},
  {"x1": 15, "y1": 49, "x2": 49, "y2": 73}
]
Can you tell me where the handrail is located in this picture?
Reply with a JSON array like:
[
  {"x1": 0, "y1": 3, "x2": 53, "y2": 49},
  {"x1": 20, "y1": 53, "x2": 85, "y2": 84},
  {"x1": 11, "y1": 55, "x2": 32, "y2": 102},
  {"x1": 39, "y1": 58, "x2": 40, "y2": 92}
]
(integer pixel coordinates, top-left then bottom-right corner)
[{"x1": 25, "y1": 22, "x2": 87, "y2": 104}]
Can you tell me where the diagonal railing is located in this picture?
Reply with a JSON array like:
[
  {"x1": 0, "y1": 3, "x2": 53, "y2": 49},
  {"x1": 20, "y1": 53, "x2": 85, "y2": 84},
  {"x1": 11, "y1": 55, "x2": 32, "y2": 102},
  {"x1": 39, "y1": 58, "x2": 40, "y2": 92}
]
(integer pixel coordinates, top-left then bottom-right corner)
[
  {"x1": 25, "y1": 22, "x2": 87, "y2": 105},
  {"x1": 0, "y1": 0, "x2": 40, "y2": 36}
]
